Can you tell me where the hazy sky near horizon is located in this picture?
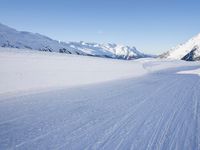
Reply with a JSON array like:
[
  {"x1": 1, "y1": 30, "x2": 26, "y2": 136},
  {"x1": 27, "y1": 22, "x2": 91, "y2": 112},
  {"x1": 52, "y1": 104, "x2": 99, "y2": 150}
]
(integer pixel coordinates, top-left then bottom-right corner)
[{"x1": 0, "y1": 0, "x2": 200, "y2": 54}]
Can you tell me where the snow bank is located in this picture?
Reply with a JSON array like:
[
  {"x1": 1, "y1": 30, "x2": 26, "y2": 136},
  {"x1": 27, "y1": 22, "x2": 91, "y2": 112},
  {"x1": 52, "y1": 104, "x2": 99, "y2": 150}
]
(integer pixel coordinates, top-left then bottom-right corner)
[
  {"x1": 178, "y1": 68, "x2": 200, "y2": 76},
  {"x1": 0, "y1": 48, "x2": 147, "y2": 95}
]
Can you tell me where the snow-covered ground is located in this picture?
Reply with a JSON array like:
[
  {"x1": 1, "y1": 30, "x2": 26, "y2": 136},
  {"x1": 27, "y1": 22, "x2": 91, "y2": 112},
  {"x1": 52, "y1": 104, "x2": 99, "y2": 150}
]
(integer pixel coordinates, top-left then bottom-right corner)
[
  {"x1": 0, "y1": 48, "x2": 147, "y2": 96},
  {"x1": 0, "y1": 48, "x2": 200, "y2": 150}
]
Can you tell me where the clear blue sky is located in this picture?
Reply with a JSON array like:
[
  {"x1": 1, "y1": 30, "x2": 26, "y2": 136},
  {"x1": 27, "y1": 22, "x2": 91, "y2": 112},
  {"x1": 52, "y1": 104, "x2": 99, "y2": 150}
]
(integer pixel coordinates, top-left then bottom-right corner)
[{"x1": 0, "y1": 0, "x2": 200, "y2": 54}]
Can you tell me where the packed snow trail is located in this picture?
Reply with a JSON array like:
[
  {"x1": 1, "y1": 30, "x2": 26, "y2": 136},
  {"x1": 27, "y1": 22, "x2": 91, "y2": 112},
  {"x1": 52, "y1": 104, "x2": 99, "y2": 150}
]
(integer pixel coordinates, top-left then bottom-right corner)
[{"x1": 0, "y1": 66, "x2": 200, "y2": 150}]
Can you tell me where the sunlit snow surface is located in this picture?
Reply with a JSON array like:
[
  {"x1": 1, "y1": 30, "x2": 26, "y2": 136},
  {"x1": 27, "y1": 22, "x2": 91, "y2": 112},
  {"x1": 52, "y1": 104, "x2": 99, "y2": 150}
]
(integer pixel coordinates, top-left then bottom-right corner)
[
  {"x1": 178, "y1": 68, "x2": 200, "y2": 76},
  {"x1": 0, "y1": 48, "x2": 200, "y2": 150},
  {"x1": 0, "y1": 48, "x2": 147, "y2": 95}
]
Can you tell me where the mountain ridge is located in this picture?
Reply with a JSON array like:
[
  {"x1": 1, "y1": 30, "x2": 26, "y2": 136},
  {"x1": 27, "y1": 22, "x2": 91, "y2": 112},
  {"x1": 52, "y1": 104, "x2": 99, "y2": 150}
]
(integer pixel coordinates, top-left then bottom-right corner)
[{"x1": 0, "y1": 23, "x2": 147, "y2": 60}]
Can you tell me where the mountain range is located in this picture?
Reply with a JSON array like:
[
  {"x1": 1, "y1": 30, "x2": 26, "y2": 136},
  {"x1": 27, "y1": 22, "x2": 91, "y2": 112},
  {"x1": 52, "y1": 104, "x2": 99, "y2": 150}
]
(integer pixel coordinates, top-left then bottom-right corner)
[
  {"x1": 0, "y1": 23, "x2": 147, "y2": 60},
  {"x1": 1, "y1": 22, "x2": 200, "y2": 61}
]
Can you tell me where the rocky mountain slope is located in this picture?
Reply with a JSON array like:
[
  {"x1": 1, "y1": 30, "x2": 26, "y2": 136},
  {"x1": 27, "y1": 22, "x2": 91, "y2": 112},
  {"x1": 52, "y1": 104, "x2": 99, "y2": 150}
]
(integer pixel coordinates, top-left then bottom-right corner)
[{"x1": 160, "y1": 33, "x2": 200, "y2": 61}]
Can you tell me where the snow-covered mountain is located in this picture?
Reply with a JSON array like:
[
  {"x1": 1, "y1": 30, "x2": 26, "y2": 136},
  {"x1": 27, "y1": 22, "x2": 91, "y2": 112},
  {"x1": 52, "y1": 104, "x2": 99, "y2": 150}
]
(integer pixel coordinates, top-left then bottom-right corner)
[
  {"x1": 67, "y1": 41, "x2": 147, "y2": 59},
  {"x1": 0, "y1": 23, "x2": 147, "y2": 59},
  {"x1": 0, "y1": 23, "x2": 85, "y2": 55},
  {"x1": 160, "y1": 33, "x2": 200, "y2": 61}
]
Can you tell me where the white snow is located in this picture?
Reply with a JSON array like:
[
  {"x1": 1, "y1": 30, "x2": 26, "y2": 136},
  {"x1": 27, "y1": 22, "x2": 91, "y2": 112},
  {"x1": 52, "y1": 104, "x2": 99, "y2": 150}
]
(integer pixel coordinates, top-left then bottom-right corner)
[
  {"x1": 0, "y1": 48, "x2": 200, "y2": 150},
  {"x1": 0, "y1": 47, "x2": 147, "y2": 96}
]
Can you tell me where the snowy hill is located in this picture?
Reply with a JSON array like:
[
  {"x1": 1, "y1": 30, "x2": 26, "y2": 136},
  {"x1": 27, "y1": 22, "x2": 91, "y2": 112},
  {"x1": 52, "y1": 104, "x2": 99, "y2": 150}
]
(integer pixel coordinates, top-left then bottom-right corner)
[
  {"x1": 0, "y1": 23, "x2": 147, "y2": 59},
  {"x1": 160, "y1": 33, "x2": 200, "y2": 61}
]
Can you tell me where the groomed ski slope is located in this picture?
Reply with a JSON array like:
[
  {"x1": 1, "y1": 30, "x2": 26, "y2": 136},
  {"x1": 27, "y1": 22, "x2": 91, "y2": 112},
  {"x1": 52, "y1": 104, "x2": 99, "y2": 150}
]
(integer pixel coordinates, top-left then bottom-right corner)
[{"x1": 0, "y1": 49, "x2": 200, "y2": 150}]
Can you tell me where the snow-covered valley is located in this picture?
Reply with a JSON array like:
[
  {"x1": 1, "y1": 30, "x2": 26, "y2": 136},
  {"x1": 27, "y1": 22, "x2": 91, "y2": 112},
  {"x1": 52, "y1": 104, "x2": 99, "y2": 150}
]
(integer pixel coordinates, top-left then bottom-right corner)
[{"x1": 0, "y1": 48, "x2": 200, "y2": 150}]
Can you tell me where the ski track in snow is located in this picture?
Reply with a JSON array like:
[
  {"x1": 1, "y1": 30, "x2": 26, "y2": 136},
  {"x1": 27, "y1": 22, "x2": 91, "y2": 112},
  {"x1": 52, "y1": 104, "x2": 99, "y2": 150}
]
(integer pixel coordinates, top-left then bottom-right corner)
[{"x1": 0, "y1": 66, "x2": 200, "y2": 150}]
